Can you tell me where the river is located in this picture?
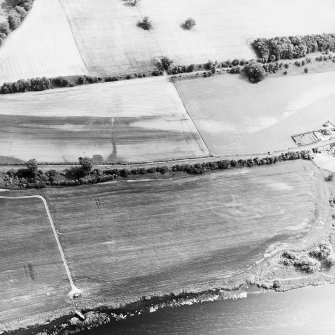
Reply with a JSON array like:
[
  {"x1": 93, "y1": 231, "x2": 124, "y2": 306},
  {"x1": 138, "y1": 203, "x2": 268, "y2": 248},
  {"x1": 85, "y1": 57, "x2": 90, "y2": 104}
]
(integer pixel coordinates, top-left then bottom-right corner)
[{"x1": 80, "y1": 284, "x2": 335, "y2": 335}]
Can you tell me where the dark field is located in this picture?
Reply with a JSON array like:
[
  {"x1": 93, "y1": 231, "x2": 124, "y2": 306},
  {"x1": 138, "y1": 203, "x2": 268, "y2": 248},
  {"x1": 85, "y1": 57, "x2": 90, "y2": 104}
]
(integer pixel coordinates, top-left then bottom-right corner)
[
  {"x1": 40, "y1": 160, "x2": 322, "y2": 308},
  {"x1": 0, "y1": 78, "x2": 209, "y2": 163},
  {"x1": 0, "y1": 197, "x2": 69, "y2": 325},
  {"x1": 0, "y1": 114, "x2": 206, "y2": 163}
]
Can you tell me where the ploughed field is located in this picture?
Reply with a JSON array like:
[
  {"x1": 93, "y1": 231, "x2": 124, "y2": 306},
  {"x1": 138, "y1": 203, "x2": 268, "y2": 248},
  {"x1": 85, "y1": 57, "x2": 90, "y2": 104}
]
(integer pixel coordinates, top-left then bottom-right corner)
[
  {"x1": 0, "y1": 77, "x2": 209, "y2": 163},
  {"x1": 42, "y1": 161, "x2": 322, "y2": 307},
  {"x1": 0, "y1": 197, "x2": 69, "y2": 325},
  {"x1": 175, "y1": 71, "x2": 335, "y2": 156}
]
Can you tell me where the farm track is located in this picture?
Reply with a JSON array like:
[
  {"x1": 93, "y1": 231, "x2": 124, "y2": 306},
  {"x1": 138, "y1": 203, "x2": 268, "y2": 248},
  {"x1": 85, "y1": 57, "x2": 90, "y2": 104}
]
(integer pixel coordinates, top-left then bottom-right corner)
[{"x1": 0, "y1": 195, "x2": 81, "y2": 298}]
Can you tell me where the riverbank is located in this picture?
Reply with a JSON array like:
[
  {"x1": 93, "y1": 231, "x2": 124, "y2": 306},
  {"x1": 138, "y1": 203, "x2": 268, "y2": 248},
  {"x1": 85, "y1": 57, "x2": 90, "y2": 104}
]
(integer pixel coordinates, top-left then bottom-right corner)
[{"x1": 4, "y1": 259, "x2": 335, "y2": 335}]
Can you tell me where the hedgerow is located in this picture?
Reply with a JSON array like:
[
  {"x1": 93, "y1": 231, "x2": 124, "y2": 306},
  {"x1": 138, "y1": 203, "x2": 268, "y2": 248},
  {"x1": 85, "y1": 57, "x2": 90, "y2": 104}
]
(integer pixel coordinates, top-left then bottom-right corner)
[
  {"x1": 2, "y1": 151, "x2": 312, "y2": 189},
  {"x1": 0, "y1": 71, "x2": 164, "y2": 94}
]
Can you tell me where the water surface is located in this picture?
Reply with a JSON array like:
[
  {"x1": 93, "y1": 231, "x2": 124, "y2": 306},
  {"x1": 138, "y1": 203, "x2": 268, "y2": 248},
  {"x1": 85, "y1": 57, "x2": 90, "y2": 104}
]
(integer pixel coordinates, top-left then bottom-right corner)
[{"x1": 82, "y1": 284, "x2": 335, "y2": 335}]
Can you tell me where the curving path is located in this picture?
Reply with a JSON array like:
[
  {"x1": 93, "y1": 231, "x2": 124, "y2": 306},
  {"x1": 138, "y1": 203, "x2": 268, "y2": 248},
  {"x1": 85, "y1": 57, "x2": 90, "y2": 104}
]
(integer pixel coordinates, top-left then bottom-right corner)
[{"x1": 0, "y1": 194, "x2": 81, "y2": 299}]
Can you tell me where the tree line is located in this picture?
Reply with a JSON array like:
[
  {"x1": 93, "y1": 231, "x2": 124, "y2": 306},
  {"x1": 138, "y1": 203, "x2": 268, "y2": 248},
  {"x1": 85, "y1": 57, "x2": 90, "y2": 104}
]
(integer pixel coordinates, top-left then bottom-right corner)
[
  {"x1": 2, "y1": 151, "x2": 312, "y2": 189},
  {"x1": 0, "y1": 0, "x2": 35, "y2": 46},
  {"x1": 253, "y1": 34, "x2": 335, "y2": 61}
]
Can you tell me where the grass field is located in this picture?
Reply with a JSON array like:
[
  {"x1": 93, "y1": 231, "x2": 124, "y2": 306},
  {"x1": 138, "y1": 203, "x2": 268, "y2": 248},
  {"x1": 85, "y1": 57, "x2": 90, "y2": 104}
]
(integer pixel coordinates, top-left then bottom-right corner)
[
  {"x1": 175, "y1": 71, "x2": 335, "y2": 155},
  {"x1": 0, "y1": 197, "x2": 69, "y2": 325},
  {"x1": 0, "y1": 77, "x2": 209, "y2": 163},
  {"x1": 1, "y1": 0, "x2": 335, "y2": 80},
  {"x1": 0, "y1": 0, "x2": 88, "y2": 84},
  {"x1": 40, "y1": 160, "x2": 324, "y2": 306},
  {"x1": 60, "y1": 0, "x2": 335, "y2": 77}
]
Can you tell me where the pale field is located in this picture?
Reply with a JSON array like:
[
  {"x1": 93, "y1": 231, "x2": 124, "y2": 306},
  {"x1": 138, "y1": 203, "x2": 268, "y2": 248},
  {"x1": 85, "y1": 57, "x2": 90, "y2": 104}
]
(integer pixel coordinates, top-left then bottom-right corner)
[
  {"x1": 0, "y1": 0, "x2": 88, "y2": 84},
  {"x1": 60, "y1": 0, "x2": 335, "y2": 76},
  {"x1": 0, "y1": 197, "x2": 69, "y2": 325},
  {"x1": 0, "y1": 77, "x2": 209, "y2": 162},
  {"x1": 314, "y1": 152, "x2": 335, "y2": 172},
  {"x1": 42, "y1": 160, "x2": 324, "y2": 306},
  {"x1": 175, "y1": 71, "x2": 335, "y2": 156}
]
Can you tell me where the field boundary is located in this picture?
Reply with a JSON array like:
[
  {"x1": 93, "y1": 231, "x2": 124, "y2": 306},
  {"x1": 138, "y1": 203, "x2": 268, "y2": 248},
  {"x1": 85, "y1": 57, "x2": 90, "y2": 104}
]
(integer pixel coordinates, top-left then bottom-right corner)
[
  {"x1": 57, "y1": 0, "x2": 89, "y2": 72},
  {"x1": 172, "y1": 81, "x2": 213, "y2": 157},
  {"x1": 0, "y1": 195, "x2": 81, "y2": 299}
]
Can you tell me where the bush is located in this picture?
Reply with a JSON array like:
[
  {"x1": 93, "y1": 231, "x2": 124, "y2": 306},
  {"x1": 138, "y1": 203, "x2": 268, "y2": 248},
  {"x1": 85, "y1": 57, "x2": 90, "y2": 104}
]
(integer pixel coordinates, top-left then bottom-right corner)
[
  {"x1": 129, "y1": 0, "x2": 140, "y2": 6},
  {"x1": 325, "y1": 173, "x2": 334, "y2": 182},
  {"x1": 304, "y1": 67, "x2": 309, "y2": 73},
  {"x1": 228, "y1": 65, "x2": 241, "y2": 74},
  {"x1": 183, "y1": 17, "x2": 196, "y2": 30},
  {"x1": 120, "y1": 169, "x2": 129, "y2": 177},
  {"x1": 52, "y1": 76, "x2": 71, "y2": 87},
  {"x1": 137, "y1": 16, "x2": 153, "y2": 30},
  {"x1": 152, "y1": 70, "x2": 162, "y2": 76},
  {"x1": 159, "y1": 57, "x2": 174, "y2": 72},
  {"x1": 244, "y1": 61, "x2": 266, "y2": 82},
  {"x1": 26, "y1": 159, "x2": 38, "y2": 177},
  {"x1": 294, "y1": 255, "x2": 321, "y2": 273},
  {"x1": 186, "y1": 64, "x2": 195, "y2": 72},
  {"x1": 15, "y1": 6, "x2": 28, "y2": 19},
  {"x1": 0, "y1": 21, "x2": 10, "y2": 35},
  {"x1": 204, "y1": 60, "x2": 215, "y2": 70}
]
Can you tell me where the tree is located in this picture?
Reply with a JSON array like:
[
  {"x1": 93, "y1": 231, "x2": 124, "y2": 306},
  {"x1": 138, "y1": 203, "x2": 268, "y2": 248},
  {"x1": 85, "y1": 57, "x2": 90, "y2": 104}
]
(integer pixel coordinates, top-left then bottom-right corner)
[
  {"x1": 26, "y1": 159, "x2": 38, "y2": 176},
  {"x1": 183, "y1": 17, "x2": 196, "y2": 30},
  {"x1": 15, "y1": 6, "x2": 28, "y2": 19},
  {"x1": 0, "y1": 21, "x2": 10, "y2": 35},
  {"x1": 52, "y1": 76, "x2": 71, "y2": 87},
  {"x1": 78, "y1": 157, "x2": 94, "y2": 174},
  {"x1": 7, "y1": 11, "x2": 22, "y2": 30},
  {"x1": 159, "y1": 56, "x2": 173, "y2": 72},
  {"x1": 244, "y1": 61, "x2": 266, "y2": 83},
  {"x1": 137, "y1": 16, "x2": 153, "y2": 30}
]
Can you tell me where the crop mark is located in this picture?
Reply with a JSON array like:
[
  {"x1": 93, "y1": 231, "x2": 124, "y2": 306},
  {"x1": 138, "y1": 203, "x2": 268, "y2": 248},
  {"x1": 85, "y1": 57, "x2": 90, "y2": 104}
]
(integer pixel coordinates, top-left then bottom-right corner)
[
  {"x1": 27, "y1": 263, "x2": 35, "y2": 280},
  {"x1": 95, "y1": 195, "x2": 102, "y2": 209},
  {"x1": 0, "y1": 195, "x2": 82, "y2": 299}
]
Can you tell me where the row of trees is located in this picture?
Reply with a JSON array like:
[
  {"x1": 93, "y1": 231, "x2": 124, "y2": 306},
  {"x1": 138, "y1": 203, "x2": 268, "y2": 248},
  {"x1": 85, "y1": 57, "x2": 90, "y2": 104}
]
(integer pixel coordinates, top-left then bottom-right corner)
[
  {"x1": 0, "y1": 69, "x2": 165, "y2": 94},
  {"x1": 0, "y1": 77, "x2": 51, "y2": 93},
  {"x1": 4, "y1": 151, "x2": 312, "y2": 189},
  {"x1": 0, "y1": 0, "x2": 35, "y2": 46},
  {"x1": 5, "y1": 157, "x2": 95, "y2": 189},
  {"x1": 253, "y1": 34, "x2": 335, "y2": 61}
]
